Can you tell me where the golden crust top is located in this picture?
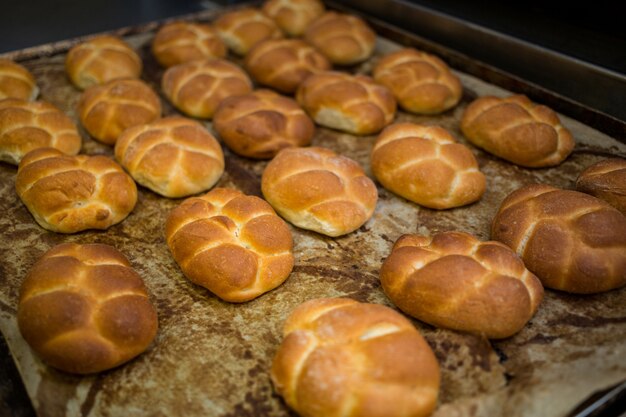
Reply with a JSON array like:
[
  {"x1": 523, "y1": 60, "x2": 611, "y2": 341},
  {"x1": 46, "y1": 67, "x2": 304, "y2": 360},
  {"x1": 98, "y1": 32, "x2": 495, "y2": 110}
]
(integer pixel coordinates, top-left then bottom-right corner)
[
  {"x1": 262, "y1": 0, "x2": 325, "y2": 37},
  {"x1": 152, "y1": 21, "x2": 227, "y2": 68},
  {"x1": 0, "y1": 59, "x2": 38, "y2": 101},
  {"x1": 215, "y1": 7, "x2": 283, "y2": 55},
  {"x1": 576, "y1": 158, "x2": 626, "y2": 215}
]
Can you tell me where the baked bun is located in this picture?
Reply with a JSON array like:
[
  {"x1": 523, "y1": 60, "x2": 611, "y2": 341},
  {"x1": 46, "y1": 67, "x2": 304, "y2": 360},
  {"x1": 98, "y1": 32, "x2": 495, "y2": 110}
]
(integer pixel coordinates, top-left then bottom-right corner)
[
  {"x1": 492, "y1": 184, "x2": 626, "y2": 294},
  {"x1": 165, "y1": 188, "x2": 294, "y2": 302},
  {"x1": 304, "y1": 12, "x2": 376, "y2": 65},
  {"x1": 213, "y1": 89, "x2": 314, "y2": 159},
  {"x1": 16, "y1": 148, "x2": 137, "y2": 233},
  {"x1": 373, "y1": 48, "x2": 462, "y2": 114},
  {"x1": 576, "y1": 158, "x2": 626, "y2": 214},
  {"x1": 262, "y1": 0, "x2": 325, "y2": 37},
  {"x1": 214, "y1": 7, "x2": 283, "y2": 56},
  {"x1": 0, "y1": 59, "x2": 38, "y2": 101},
  {"x1": 371, "y1": 123, "x2": 485, "y2": 209},
  {"x1": 65, "y1": 35, "x2": 142, "y2": 90},
  {"x1": 296, "y1": 71, "x2": 396, "y2": 135},
  {"x1": 244, "y1": 39, "x2": 331, "y2": 94},
  {"x1": 0, "y1": 99, "x2": 81, "y2": 165},
  {"x1": 152, "y1": 21, "x2": 227, "y2": 68},
  {"x1": 161, "y1": 58, "x2": 252, "y2": 119},
  {"x1": 381, "y1": 232, "x2": 544, "y2": 339},
  {"x1": 78, "y1": 78, "x2": 162, "y2": 145},
  {"x1": 261, "y1": 147, "x2": 378, "y2": 236},
  {"x1": 18, "y1": 243, "x2": 158, "y2": 374},
  {"x1": 461, "y1": 95, "x2": 574, "y2": 167},
  {"x1": 115, "y1": 116, "x2": 224, "y2": 198},
  {"x1": 271, "y1": 298, "x2": 440, "y2": 417}
]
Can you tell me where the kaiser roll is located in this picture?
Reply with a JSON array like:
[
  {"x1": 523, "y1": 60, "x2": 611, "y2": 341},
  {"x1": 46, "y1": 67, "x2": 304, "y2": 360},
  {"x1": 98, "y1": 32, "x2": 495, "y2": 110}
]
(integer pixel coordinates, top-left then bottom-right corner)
[
  {"x1": 492, "y1": 184, "x2": 626, "y2": 294},
  {"x1": 214, "y1": 7, "x2": 283, "y2": 56},
  {"x1": 16, "y1": 148, "x2": 137, "y2": 233},
  {"x1": 152, "y1": 21, "x2": 227, "y2": 68},
  {"x1": 271, "y1": 298, "x2": 440, "y2": 417},
  {"x1": 576, "y1": 158, "x2": 626, "y2": 215},
  {"x1": 18, "y1": 243, "x2": 158, "y2": 374},
  {"x1": 0, "y1": 59, "x2": 38, "y2": 101},
  {"x1": 262, "y1": 0, "x2": 325, "y2": 37}
]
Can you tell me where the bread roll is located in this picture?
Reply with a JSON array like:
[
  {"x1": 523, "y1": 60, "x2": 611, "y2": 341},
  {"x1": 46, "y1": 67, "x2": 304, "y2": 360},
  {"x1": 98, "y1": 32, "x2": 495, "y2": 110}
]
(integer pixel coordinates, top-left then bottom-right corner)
[
  {"x1": 296, "y1": 71, "x2": 396, "y2": 135},
  {"x1": 165, "y1": 188, "x2": 294, "y2": 302},
  {"x1": 65, "y1": 35, "x2": 142, "y2": 90},
  {"x1": 245, "y1": 39, "x2": 330, "y2": 93},
  {"x1": 161, "y1": 58, "x2": 252, "y2": 119},
  {"x1": 371, "y1": 123, "x2": 485, "y2": 209},
  {"x1": 262, "y1": 0, "x2": 325, "y2": 37},
  {"x1": 78, "y1": 78, "x2": 162, "y2": 145},
  {"x1": 152, "y1": 21, "x2": 227, "y2": 68},
  {"x1": 16, "y1": 148, "x2": 137, "y2": 233},
  {"x1": 0, "y1": 59, "x2": 38, "y2": 101},
  {"x1": 0, "y1": 99, "x2": 81, "y2": 165},
  {"x1": 261, "y1": 147, "x2": 378, "y2": 236},
  {"x1": 373, "y1": 48, "x2": 462, "y2": 114},
  {"x1": 381, "y1": 231, "x2": 544, "y2": 339},
  {"x1": 461, "y1": 95, "x2": 574, "y2": 167},
  {"x1": 304, "y1": 12, "x2": 376, "y2": 65},
  {"x1": 271, "y1": 298, "x2": 440, "y2": 417},
  {"x1": 115, "y1": 117, "x2": 224, "y2": 198},
  {"x1": 576, "y1": 158, "x2": 626, "y2": 214},
  {"x1": 213, "y1": 89, "x2": 314, "y2": 159},
  {"x1": 18, "y1": 243, "x2": 158, "y2": 374},
  {"x1": 492, "y1": 184, "x2": 626, "y2": 294},
  {"x1": 214, "y1": 7, "x2": 283, "y2": 55}
]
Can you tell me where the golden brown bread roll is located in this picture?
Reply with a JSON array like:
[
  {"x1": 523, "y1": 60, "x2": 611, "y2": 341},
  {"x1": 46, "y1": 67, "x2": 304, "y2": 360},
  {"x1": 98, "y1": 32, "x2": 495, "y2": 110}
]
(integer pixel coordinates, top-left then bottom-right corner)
[
  {"x1": 371, "y1": 123, "x2": 485, "y2": 209},
  {"x1": 213, "y1": 89, "x2": 314, "y2": 159},
  {"x1": 373, "y1": 48, "x2": 462, "y2": 114},
  {"x1": 214, "y1": 7, "x2": 283, "y2": 55},
  {"x1": 271, "y1": 298, "x2": 440, "y2": 417},
  {"x1": 296, "y1": 71, "x2": 396, "y2": 135},
  {"x1": 492, "y1": 184, "x2": 626, "y2": 294},
  {"x1": 261, "y1": 147, "x2": 378, "y2": 236},
  {"x1": 460, "y1": 95, "x2": 574, "y2": 167},
  {"x1": 304, "y1": 11, "x2": 376, "y2": 65},
  {"x1": 165, "y1": 188, "x2": 294, "y2": 302},
  {"x1": 576, "y1": 158, "x2": 626, "y2": 215},
  {"x1": 0, "y1": 59, "x2": 38, "y2": 101},
  {"x1": 115, "y1": 117, "x2": 224, "y2": 198},
  {"x1": 262, "y1": 0, "x2": 325, "y2": 37},
  {"x1": 65, "y1": 35, "x2": 142, "y2": 90},
  {"x1": 18, "y1": 243, "x2": 158, "y2": 374},
  {"x1": 381, "y1": 231, "x2": 544, "y2": 339},
  {"x1": 16, "y1": 148, "x2": 137, "y2": 233},
  {"x1": 152, "y1": 21, "x2": 227, "y2": 68},
  {"x1": 78, "y1": 78, "x2": 162, "y2": 145},
  {"x1": 0, "y1": 99, "x2": 81, "y2": 165},
  {"x1": 161, "y1": 58, "x2": 252, "y2": 119},
  {"x1": 244, "y1": 39, "x2": 330, "y2": 93}
]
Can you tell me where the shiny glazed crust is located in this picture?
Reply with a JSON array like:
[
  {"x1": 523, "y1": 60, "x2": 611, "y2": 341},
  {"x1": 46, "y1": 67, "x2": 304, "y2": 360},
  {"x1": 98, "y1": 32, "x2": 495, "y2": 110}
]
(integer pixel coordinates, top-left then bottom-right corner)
[
  {"x1": 214, "y1": 7, "x2": 283, "y2": 55},
  {"x1": 262, "y1": 0, "x2": 325, "y2": 37},
  {"x1": 0, "y1": 59, "x2": 39, "y2": 101}
]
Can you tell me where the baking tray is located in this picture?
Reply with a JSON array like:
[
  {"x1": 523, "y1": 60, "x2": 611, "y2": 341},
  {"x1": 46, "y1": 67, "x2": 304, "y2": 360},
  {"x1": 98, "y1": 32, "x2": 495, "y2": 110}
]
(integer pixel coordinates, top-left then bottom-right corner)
[{"x1": 1, "y1": 4, "x2": 625, "y2": 417}]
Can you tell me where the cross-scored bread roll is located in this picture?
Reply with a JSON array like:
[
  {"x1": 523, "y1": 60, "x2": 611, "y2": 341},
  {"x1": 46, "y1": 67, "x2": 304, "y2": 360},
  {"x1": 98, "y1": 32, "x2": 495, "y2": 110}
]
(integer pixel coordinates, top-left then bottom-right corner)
[
  {"x1": 296, "y1": 71, "x2": 396, "y2": 135},
  {"x1": 78, "y1": 78, "x2": 162, "y2": 145},
  {"x1": 304, "y1": 12, "x2": 376, "y2": 65},
  {"x1": 165, "y1": 188, "x2": 294, "y2": 302},
  {"x1": 371, "y1": 123, "x2": 485, "y2": 209},
  {"x1": 213, "y1": 89, "x2": 314, "y2": 159},
  {"x1": 115, "y1": 117, "x2": 224, "y2": 198},
  {"x1": 271, "y1": 298, "x2": 440, "y2": 417},
  {"x1": 65, "y1": 35, "x2": 142, "y2": 90},
  {"x1": 0, "y1": 99, "x2": 81, "y2": 165},
  {"x1": 461, "y1": 95, "x2": 574, "y2": 167},
  {"x1": 16, "y1": 148, "x2": 137, "y2": 233},
  {"x1": 152, "y1": 21, "x2": 227, "y2": 68},
  {"x1": 244, "y1": 39, "x2": 331, "y2": 94},
  {"x1": 161, "y1": 58, "x2": 252, "y2": 119},
  {"x1": 0, "y1": 59, "x2": 38, "y2": 101},
  {"x1": 373, "y1": 48, "x2": 462, "y2": 114},
  {"x1": 214, "y1": 7, "x2": 283, "y2": 56},
  {"x1": 492, "y1": 184, "x2": 626, "y2": 294},
  {"x1": 381, "y1": 231, "x2": 544, "y2": 339},
  {"x1": 261, "y1": 147, "x2": 378, "y2": 236},
  {"x1": 576, "y1": 158, "x2": 626, "y2": 215},
  {"x1": 262, "y1": 0, "x2": 325, "y2": 37},
  {"x1": 18, "y1": 243, "x2": 158, "y2": 374}
]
